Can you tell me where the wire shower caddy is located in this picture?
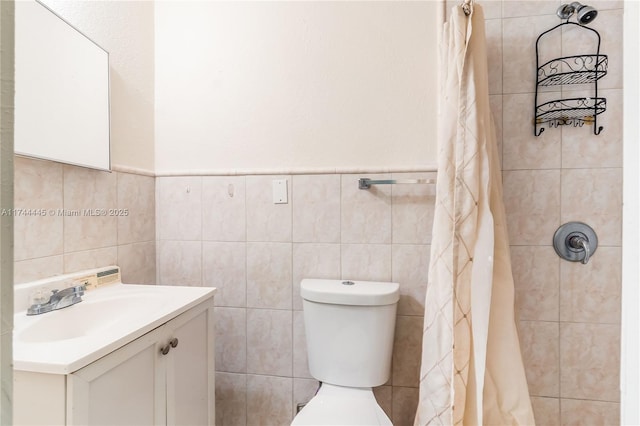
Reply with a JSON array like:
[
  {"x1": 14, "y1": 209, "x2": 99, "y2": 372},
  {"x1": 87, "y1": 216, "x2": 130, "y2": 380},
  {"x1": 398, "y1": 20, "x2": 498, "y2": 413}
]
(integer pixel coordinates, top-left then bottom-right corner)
[{"x1": 534, "y1": 21, "x2": 607, "y2": 136}]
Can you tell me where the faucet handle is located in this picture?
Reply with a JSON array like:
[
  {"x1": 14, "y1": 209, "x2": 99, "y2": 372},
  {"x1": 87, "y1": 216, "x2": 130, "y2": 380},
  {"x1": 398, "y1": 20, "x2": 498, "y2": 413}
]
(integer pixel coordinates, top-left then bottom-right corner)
[
  {"x1": 29, "y1": 289, "x2": 50, "y2": 305},
  {"x1": 569, "y1": 235, "x2": 591, "y2": 264}
]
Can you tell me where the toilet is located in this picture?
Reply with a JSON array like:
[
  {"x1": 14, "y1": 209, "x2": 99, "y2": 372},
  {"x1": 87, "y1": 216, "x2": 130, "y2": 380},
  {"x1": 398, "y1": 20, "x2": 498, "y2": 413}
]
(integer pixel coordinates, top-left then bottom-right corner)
[{"x1": 291, "y1": 278, "x2": 400, "y2": 425}]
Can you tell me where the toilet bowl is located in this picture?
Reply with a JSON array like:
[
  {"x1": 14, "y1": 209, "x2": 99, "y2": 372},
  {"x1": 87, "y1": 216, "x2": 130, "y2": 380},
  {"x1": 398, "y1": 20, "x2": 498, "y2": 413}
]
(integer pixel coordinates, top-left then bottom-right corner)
[
  {"x1": 291, "y1": 279, "x2": 400, "y2": 426},
  {"x1": 291, "y1": 383, "x2": 391, "y2": 425}
]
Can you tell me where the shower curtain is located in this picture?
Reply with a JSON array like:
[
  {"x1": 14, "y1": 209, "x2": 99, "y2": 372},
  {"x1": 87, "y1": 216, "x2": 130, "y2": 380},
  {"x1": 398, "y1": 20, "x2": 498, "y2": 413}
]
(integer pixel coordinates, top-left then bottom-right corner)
[{"x1": 414, "y1": 2, "x2": 535, "y2": 425}]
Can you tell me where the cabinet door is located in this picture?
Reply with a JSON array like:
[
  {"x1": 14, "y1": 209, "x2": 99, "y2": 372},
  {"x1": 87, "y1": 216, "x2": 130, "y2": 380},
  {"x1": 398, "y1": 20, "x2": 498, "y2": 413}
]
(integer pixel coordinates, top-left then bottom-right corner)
[
  {"x1": 67, "y1": 326, "x2": 167, "y2": 426},
  {"x1": 165, "y1": 301, "x2": 215, "y2": 426}
]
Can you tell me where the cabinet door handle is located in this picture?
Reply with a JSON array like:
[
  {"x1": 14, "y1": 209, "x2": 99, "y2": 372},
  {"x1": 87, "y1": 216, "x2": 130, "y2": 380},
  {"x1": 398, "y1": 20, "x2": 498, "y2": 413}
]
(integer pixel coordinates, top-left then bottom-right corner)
[{"x1": 160, "y1": 338, "x2": 179, "y2": 355}]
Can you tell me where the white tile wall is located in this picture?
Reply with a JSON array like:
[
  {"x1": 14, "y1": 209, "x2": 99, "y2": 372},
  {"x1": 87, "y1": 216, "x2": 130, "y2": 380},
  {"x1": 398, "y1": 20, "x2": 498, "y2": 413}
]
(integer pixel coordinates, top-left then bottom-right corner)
[
  {"x1": 14, "y1": 157, "x2": 156, "y2": 285},
  {"x1": 155, "y1": 171, "x2": 432, "y2": 424},
  {"x1": 490, "y1": 0, "x2": 624, "y2": 422}
]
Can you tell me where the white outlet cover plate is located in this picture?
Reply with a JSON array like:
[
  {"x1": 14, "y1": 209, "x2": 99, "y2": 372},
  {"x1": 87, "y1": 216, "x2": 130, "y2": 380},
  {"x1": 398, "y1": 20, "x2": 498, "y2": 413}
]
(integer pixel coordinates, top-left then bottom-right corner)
[{"x1": 273, "y1": 179, "x2": 288, "y2": 204}]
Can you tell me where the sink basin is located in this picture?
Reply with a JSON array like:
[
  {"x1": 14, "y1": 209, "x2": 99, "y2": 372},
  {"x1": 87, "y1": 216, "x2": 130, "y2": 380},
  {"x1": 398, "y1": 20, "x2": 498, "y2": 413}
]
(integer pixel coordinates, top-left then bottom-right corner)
[
  {"x1": 13, "y1": 282, "x2": 216, "y2": 374},
  {"x1": 16, "y1": 293, "x2": 163, "y2": 343}
]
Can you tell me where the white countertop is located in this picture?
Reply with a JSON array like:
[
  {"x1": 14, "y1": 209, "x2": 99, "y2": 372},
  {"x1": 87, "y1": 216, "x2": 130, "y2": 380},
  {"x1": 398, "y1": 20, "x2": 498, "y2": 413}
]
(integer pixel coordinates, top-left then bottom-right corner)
[{"x1": 14, "y1": 282, "x2": 216, "y2": 375}]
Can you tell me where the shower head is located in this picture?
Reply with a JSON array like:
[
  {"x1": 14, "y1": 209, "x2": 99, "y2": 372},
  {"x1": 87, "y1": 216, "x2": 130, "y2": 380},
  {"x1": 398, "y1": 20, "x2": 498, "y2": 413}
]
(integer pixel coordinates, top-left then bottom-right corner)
[
  {"x1": 574, "y1": 2, "x2": 598, "y2": 25},
  {"x1": 556, "y1": 2, "x2": 598, "y2": 25}
]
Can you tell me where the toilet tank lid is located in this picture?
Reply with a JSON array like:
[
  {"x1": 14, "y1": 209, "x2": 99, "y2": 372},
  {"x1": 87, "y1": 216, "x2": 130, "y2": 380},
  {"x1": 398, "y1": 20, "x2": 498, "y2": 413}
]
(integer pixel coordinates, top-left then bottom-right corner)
[{"x1": 300, "y1": 279, "x2": 399, "y2": 306}]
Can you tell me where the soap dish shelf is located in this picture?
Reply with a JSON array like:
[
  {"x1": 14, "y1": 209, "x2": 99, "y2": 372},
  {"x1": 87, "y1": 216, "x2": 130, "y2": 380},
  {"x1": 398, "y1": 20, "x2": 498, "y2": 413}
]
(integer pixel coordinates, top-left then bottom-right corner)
[
  {"x1": 537, "y1": 54, "x2": 608, "y2": 86},
  {"x1": 535, "y1": 97, "x2": 606, "y2": 129}
]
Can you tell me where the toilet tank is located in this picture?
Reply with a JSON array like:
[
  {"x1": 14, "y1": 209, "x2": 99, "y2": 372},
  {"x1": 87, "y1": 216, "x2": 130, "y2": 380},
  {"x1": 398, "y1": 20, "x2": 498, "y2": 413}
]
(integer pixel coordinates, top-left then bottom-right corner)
[{"x1": 301, "y1": 279, "x2": 400, "y2": 388}]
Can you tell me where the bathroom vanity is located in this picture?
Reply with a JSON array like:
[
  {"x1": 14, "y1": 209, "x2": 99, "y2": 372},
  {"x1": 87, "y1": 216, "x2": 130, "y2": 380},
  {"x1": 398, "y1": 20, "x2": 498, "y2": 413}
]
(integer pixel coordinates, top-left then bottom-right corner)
[{"x1": 13, "y1": 267, "x2": 216, "y2": 425}]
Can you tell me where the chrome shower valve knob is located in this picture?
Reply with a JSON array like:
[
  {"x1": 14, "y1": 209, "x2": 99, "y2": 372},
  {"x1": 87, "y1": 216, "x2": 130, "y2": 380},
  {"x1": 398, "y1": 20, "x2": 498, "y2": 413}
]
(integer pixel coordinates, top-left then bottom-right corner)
[{"x1": 553, "y1": 222, "x2": 598, "y2": 265}]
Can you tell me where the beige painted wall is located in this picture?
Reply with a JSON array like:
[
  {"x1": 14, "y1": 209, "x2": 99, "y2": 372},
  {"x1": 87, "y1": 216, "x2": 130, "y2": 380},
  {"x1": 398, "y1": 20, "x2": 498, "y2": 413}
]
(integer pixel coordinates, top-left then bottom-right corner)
[
  {"x1": 154, "y1": 1, "x2": 439, "y2": 173},
  {"x1": 41, "y1": 0, "x2": 155, "y2": 172}
]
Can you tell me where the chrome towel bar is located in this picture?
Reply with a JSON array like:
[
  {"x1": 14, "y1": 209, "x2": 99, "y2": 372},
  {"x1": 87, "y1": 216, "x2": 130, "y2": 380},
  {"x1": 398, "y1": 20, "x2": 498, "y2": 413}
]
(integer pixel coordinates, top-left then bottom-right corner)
[{"x1": 358, "y1": 178, "x2": 436, "y2": 190}]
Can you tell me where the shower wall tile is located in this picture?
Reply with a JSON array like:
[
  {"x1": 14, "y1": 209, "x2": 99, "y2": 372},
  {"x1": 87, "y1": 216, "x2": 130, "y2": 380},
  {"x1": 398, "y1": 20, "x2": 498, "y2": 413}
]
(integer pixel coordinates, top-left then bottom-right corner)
[
  {"x1": 560, "y1": 322, "x2": 620, "y2": 402},
  {"x1": 246, "y1": 374, "x2": 292, "y2": 426},
  {"x1": 341, "y1": 174, "x2": 392, "y2": 244},
  {"x1": 502, "y1": 92, "x2": 562, "y2": 170},
  {"x1": 489, "y1": 95, "x2": 504, "y2": 168},
  {"x1": 391, "y1": 244, "x2": 429, "y2": 316},
  {"x1": 117, "y1": 242, "x2": 156, "y2": 284},
  {"x1": 63, "y1": 165, "x2": 118, "y2": 252},
  {"x1": 215, "y1": 307, "x2": 247, "y2": 373},
  {"x1": 292, "y1": 175, "x2": 341, "y2": 243},
  {"x1": 215, "y1": 372, "x2": 247, "y2": 426},
  {"x1": 14, "y1": 156, "x2": 63, "y2": 261},
  {"x1": 246, "y1": 175, "x2": 292, "y2": 242},
  {"x1": 588, "y1": 0, "x2": 623, "y2": 10},
  {"x1": 531, "y1": 396, "x2": 560, "y2": 426},
  {"x1": 502, "y1": 0, "x2": 561, "y2": 19},
  {"x1": 203, "y1": 242, "x2": 246, "y2": 308},
  {"x1": 391, "y1": 172, "x2": 436, "y2": 245},
  {"x1": 561, "y1": 168, "x2": 622, "y2": 246},
  {"x1": 341, "y1": 244, "x2": 392, "y2": 282},
  {"x1": 481, "y1": 1, "x2": 502, "y2": 20},
  {"x1": 561, "y1": 89, "x2": 623, "y2": 169},
  {"x1": 64, "y1": 247, "x2": 118, "y2": 274},
  {"x1": 246, "y1": 309, "x2": 292, "y2": 377},
  {"x1": 117, "y1": 172, "x2": 155, "y2": 245},
  {"x1": 157, "y1": 240, "x2": 202, "y2": 287},
  {"x1": 560, "y1": 246, "x2": 621, "y2": 323},
  {"x1": 511, "y1": 245, "x2": 559, "y2": 321},
  {"x1": 392, "y1": 316, "x2": 423, "y2": 388},
  {"x1": 485, "y1": 18, "x2": 503, "y2": 95},
  {"x1": 495, "y1": 0, "x2": 623, "y2": 418},
  {"x1": 246, "y1": 242, "x2": 292, "y2": 310},
  {"x1": 392, "y1": 386, "x2": 419, "y2": 426},
  {"x1": 519, "y1": 320, "x2": 560, "y2": 397},
  {"x1": 502, "y1": 14, "x2": 561, "y2": 94},
  {"x1": 202, "y1": 176, "x2": 246, "y2": 242},
  {"x1": 560, "y1": 399, "x2": 620, "y2": 426},
  {"x1": 561, "y1": 9, "x2": 623, "y2": 90},
  {"x1": 292, "y1": 243, "x2": 341, "y2": 311},
  {"x1": 156, "y1": 176, "x2": 202, "y2": 241},
  {"x1": 503, "y1": 169, "x2": 561, "y2": 245}
]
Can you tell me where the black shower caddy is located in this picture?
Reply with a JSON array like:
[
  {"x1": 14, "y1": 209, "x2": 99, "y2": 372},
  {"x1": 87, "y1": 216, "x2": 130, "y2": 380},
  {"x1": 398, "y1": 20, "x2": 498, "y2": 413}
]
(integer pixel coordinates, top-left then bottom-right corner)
[{"x1": 534, "y1": 21, "x2": 607, "y2": 136}]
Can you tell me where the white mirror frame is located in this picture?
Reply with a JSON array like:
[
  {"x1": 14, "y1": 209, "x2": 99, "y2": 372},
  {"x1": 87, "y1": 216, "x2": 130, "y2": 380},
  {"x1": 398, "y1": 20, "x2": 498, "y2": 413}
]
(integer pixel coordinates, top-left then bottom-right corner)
[{"x1": 621, "y1": 1, "x2": 639, "y2": 424}]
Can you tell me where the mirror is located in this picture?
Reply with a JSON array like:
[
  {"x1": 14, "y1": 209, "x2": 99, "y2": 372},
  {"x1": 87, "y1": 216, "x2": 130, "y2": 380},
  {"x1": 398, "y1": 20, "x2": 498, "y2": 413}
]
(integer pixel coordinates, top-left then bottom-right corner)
[{"x1": 15, "y1": 0, "x2": 110, "y2": 171}]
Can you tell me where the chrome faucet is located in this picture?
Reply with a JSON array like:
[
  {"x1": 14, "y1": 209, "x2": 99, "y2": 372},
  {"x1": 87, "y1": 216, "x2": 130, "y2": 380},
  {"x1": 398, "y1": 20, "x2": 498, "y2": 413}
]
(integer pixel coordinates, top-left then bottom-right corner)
[{"x1": 27, "y1": 284, "x2": 86, "y2": 316}]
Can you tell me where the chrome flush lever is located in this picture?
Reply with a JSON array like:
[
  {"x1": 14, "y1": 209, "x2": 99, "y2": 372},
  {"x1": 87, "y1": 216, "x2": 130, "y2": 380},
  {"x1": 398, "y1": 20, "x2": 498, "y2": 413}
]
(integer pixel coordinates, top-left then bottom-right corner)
[{"x1": 553, "y1": 222, "x2": 598, "y2": 265}]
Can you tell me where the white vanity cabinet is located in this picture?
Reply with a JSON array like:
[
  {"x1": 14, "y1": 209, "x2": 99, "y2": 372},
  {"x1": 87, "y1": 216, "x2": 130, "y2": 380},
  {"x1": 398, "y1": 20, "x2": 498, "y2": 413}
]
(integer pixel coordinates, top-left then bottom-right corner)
[{"x1": 14, "y1": 297, "x2": 215, "y2": 426}]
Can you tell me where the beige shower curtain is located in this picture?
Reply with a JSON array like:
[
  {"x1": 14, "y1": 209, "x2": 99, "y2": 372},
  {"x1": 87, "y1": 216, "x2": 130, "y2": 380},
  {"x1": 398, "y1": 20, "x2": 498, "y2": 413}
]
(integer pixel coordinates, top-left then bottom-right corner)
[{"x1": 414, "y1": 2, "x2": 535, "y2": 425}]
